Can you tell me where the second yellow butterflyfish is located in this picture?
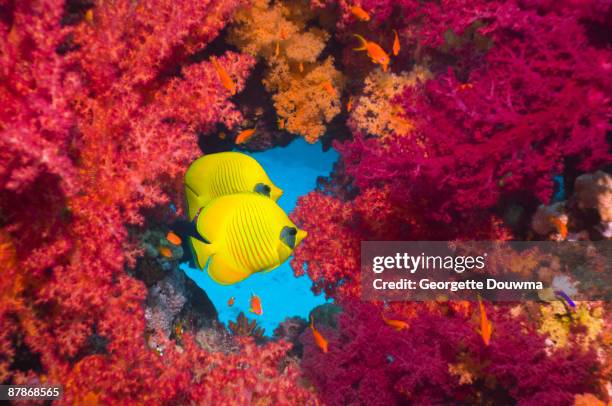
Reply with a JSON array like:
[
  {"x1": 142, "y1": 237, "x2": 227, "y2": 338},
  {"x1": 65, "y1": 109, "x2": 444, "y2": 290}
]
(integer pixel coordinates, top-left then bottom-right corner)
[{"x1": 189, "y1": 193, "x2": 307, "y2": 285}]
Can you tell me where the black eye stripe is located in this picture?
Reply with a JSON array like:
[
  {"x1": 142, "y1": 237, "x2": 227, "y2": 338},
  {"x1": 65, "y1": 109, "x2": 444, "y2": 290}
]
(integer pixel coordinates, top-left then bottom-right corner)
[{"x1": 280, "y1": 226, "x2": 296, "y2": 249}]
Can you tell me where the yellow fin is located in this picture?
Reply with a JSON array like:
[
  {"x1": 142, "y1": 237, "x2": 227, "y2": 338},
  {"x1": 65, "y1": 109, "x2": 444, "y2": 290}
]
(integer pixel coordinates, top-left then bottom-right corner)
[
  {"x1": 185, "y1": 185, "x2": 205, "y2": 221},
  {"x1": 207, "y1": 252, "x2": 252, "y2": 285},
  {"x1": 190, "y1": 238, "x2": 214, "y2": 270}
]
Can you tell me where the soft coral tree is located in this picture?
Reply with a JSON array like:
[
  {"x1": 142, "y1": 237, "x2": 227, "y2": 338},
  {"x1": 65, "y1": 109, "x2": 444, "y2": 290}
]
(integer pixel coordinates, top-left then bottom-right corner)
[
  {"x1": 0, "y1": 0, "x2": 318, "y2": 403},
  {"x1": 341, "y1": 0, "x2": 610, "y2": 223},
  {"x1": 301, "y1": 301, "x2": 601, "y2": 405}
]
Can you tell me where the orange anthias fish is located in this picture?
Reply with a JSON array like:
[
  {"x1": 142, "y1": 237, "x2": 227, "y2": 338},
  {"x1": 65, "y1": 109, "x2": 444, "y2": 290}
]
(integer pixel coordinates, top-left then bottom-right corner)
[
  {"x1": 275, "y1": 41, "x2": 280, "y2": 57},
  {"x1": 347, "y1": 96, "x2": 354, "y2": 112},
  {"x1": 158, "y1": 246, "x2": 173, "y2": 258},
  {"x1": 211, "y1": 56, "x2": 237, "y2": 96},
  {"x1": 353, "y1": 34, "x2": 390, "y2": 71},
  {"x1": 279, "y1": 28, "x2": 288, "y2": 40},
  {"x1": 299, "y1": 62, "x2": 304, "y2": 72},
  {"x1": 310, "y1": 315, "x2": 329, "y2": 353},
  {"x1": 549, "y1": 216, "x2": 568, "y2": 240},
  {"x1": 249, "y1": 293, "x2": 263, "y2": 316},
  {"x1": 392, "y1": 30, "x2": 400, "y2": 56},
  {"x1": 382, "y1": 315, "x2": 409, "y2": 331},
  {"x1": 478, "y1": 298, "x2": 492, "y2": 346},
  {"x1": 235, "y1": 128, "x2": 256, "y2": 144},
  {"x1": 84, "y1": 9, "x2": 94, "y2": 24},
  {"x1": 351, "y1": 5, "x2": 371, "y2": 21},
  {"x1": 322, "y1": 81, "x2": 336, "y2": 96},
  {"x1": 166, "y1": 231, "x2": 182, "y2": 246},
  {"x1": 228, "y1": 297, "x2": 235, "y2": 307}
]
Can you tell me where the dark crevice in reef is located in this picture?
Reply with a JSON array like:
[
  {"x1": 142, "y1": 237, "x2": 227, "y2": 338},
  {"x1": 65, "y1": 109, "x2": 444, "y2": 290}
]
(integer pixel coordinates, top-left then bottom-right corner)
[
  {"x1": 7, "y1": 328, "x2": 43, "y2": 381},
  {"x1": 61, "y1": 0, "x2": 94, "y2": 27},
  {"x1": 189, "y1": 26, "x2": 241, "y2": 64}
]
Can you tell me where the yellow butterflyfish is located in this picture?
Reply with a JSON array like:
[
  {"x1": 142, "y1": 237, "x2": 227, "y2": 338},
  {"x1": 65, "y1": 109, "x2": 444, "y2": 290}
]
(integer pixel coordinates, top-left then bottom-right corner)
[
  {"x1": 184, "y1": 152, "x2": 283, "y2": 220},
  {"x1": 188, "y1": 193, "x2": 307, "y2": 285}
]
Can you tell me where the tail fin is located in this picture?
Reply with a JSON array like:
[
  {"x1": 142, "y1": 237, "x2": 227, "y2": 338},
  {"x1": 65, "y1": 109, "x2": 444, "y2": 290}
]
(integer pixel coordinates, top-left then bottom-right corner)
[{"x1": 353, "y1": 34, "x2": 368, "y2": 51}]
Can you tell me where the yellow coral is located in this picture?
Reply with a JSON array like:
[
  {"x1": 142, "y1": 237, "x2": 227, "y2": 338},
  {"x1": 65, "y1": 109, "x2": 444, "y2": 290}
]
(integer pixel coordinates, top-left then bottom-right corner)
[
  {"x1": 539, "y1": 302, "x2": 604, "y2": 349},
  {"x1": 265, "y1": 57, "x2": 343, "y2": 143},
  {"x1": 349, "y1": 66, "x2": 431, "y2": 140},
  {"x1": 573, "y1": 393, "x2": 606, "y2": 406},
  {"x1": 229, "y1": 0, "x2": 343, "y2": 142}
]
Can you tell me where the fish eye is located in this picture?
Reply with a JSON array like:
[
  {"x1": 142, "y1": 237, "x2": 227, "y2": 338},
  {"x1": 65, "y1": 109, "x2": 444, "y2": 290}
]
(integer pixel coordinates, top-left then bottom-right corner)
[
  {"x1": 254, "y1": 183, "x2": 271, "y2": 197},
  {"x1": 280, "y1": 226, "x2": 297, "y2": 249}
]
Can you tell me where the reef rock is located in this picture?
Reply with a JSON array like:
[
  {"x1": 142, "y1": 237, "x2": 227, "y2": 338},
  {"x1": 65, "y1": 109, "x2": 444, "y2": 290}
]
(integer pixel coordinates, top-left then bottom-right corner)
[
  {"x1": 574, "y1": 171, "x2": 611, "y2": 222},
  {"x1": 274, "y1": 316, "x2": 308, "y2": 356},
  {"x1": 145, "y1": 268, "x2": 217, "y2": 337}
]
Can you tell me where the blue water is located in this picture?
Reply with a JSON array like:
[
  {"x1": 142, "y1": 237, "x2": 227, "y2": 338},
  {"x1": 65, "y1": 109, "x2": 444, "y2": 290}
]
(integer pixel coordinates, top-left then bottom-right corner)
[{"x1": 181, "y1": 138, "x2": 337, "y2": 335}]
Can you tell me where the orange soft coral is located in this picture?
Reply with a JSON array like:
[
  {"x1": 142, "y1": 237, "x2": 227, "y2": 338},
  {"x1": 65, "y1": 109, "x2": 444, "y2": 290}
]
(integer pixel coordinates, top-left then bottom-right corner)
[
  {"x1": 229, "y1": 0, "x2": 344, "y2": 142},
  {"x1": 348, "y1": 66, "x2": 431, "y2": 141},
  {"x1": 265, "y1": 57, "x2": 344, "y2": 142}
]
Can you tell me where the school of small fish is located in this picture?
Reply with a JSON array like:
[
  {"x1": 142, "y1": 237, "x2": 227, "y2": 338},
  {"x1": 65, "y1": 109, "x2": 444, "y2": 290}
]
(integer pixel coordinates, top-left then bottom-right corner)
[{"x1": 345, "y1": 5, "x2": 402, "y2": 112}]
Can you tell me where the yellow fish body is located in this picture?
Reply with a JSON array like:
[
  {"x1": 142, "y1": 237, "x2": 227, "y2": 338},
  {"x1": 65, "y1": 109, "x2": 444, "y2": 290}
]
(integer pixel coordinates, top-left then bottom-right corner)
[
  {"x1": 184, "y1": 152, "x2": 283, "y2": 220},
  {"x1": 190, "y1": 193, "x2": 307, "y2": 284}
]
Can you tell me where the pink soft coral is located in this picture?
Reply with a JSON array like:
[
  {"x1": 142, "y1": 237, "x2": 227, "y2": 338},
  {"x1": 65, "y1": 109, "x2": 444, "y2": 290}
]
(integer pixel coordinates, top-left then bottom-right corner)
[
  {"x1": 301, "y1": 301, "x2": 600, "y2": 405},
  {"x1": 0, "y1": 0, "x2": 316, "y2": 403}
]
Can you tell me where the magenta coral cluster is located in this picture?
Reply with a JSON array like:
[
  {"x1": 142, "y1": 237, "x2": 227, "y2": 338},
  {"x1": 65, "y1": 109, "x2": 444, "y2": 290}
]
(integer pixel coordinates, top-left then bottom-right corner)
[
  {"x1": 301, "y1": 301, "x2": 599, "y2": 405},
  {"x1": 0, "y1": 0, "x2": 314, "y2": 403}
]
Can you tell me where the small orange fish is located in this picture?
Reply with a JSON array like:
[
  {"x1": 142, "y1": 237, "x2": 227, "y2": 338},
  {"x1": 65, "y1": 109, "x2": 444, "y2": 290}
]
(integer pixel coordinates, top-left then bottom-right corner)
[
  {"x1": 279, "y1": 27, "x2": 288, "y2": 40},
  {"x1": 353, "y1": 34, "x2": 390, "y2": 71},
  {"x1": 278, "y1": 119, "x2": 285, "y2": 129},
  {"x1": 310, "y1": 315, "x2": 329, "y2": 353},
  {"x1": 299, "y1": 62, "x2": 304, "y2": 72},
  {"x1": 549, "y1": 216, "x2": 568, "y2": 240},
  {"x1": 158, "y1": 246, "x2": 173, "y2": 258},
  {"x1": 235, "y1": 128, "x2": 256, "y2": 144},
  {"x1": 84, "y1": 9, "x2": 94, "y2": 24},
  {"x1": 478, "y1": 298, "x2": 492, "y2": 346},
  {"x1": 228, "y1": 297, "x2": 235, "y2": 307},
  {"x1": 347, "y1": 96, "x2": 354, "y2": 112},
  {"x1": 382, "y1": 315, "x2": 409, "y2": 331},
  {"x1": 392, "y1": 29, "x2": 400, "y2": 56},
  {"x1": 322, "y1": 81, "x2": 336, "y2": 97},
  {"x1": 458, "y1": 83, "x2": 473, "y2": 91},
  {"x1": 275, "y1": 41, "x2": 280, "y2": 57},
  {"x1": 211, "y1": 56, "x2": 237, "y2": 96},
  {"x1": 174, "y1": 322, "x2": 184, "y2": 339},
  {"x1": 166, "y1": 231, "x2": 182, "y2": 246},
  {"x1": 351, "y1": 5, "x2": 371, "y2": 21},
  {"x1": 249, "y1": 293, "x2": 263, "y2": 316}
]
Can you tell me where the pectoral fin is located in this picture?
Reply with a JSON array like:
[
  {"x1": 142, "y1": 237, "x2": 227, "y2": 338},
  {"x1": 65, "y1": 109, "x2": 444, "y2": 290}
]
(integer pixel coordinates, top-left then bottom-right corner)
[
  {"x1": 190, "y1": 238, "x2": 214, "y2": 270},
  {"x1": 185, "y1": 184, "x2": 204, "y2": 221}
]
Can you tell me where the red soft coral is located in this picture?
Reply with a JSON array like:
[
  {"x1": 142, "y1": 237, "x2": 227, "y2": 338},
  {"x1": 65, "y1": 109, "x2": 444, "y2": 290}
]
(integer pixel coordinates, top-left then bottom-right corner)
[
  {"x1": 301, "y1": 301, "x2": 600, "y2": 405},
  {"x1": 0, "y1": 0, "x2": 314, "y2": 404}
]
